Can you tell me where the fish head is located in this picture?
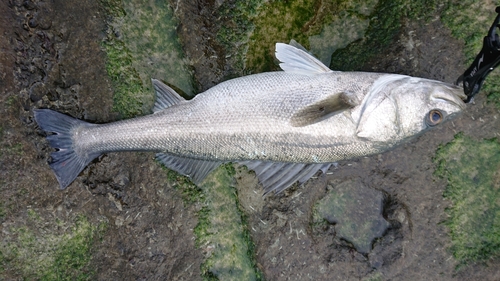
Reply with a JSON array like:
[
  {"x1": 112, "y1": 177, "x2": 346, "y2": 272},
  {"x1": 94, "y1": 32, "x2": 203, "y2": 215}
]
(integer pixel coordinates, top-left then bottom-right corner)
[{"x1": 356, "y1": 76, "x2": 466, "y2": 144}]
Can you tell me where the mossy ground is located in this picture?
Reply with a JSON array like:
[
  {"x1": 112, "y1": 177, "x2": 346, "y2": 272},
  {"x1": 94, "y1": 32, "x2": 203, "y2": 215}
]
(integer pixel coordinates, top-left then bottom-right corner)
[
  {"x1": 0, "y1": 214, "x2": 106, "y2": 280},
  {"x1": 216, "y1": 0, "x2": 267, "y2": 73},
  {"x1": 100, "y1": 0, "x2": 194, "y2": 118},
  {"x1": 194, "y1": 164, "x2": 263, "y2": 281},
  {"x1": 162, "y1": 163, "x2": 263, "y2": 280},
  {"x1": 216, "y1": 0, "x2": 378, "y2": 73},
  {"x1": 246, "y1": 0, "x2": 335, "y2": 72},
  {"x1": 165, "y1": 169, "x2": 205, "y2": 205},
  {"x1": 100, "y1": 0, "x2": 146, "y2": 118},
  {"x1": 434, "y1": 134, "x2": 500, "y2": 267}
]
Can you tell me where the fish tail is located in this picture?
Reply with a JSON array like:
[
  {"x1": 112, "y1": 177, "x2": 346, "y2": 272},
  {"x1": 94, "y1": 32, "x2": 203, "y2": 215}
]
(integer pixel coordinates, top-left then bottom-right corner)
[{"x1": 34, "y1": 109, "x2": 99, "y2": 189}]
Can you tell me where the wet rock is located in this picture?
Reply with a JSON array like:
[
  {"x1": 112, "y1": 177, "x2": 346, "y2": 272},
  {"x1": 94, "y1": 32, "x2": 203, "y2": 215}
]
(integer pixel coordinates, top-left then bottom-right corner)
[
  {"x1": 36, "y1": 6, "x2": 53, "y2": 30},
  {"x1": 314, "y1": 179, "x2": 390, "y2": 254},
  {"x1": 27, "y1": 14, "x2": 37, "y2": 28},
  {"x1": 112, "y1": 172, "x2": 130, "y2": 189},
  {"x1": 29, "y1": 81, "x2": 47, "y2": 102},
  {"x1": 23, "y1": 0, "x2": 36, "y2": 10}
]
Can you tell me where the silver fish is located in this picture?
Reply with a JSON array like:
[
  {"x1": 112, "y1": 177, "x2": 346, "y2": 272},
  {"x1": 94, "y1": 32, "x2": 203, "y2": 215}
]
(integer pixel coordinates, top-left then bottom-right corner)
[{"x1": 34, "y1": 42, "x2": 467, "y2": 194}]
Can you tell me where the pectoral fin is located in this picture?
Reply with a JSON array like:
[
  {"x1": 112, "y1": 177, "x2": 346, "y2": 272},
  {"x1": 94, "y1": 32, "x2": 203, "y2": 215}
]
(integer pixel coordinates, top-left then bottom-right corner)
[{"x1": 290, "y1": 91, "x2": 359, "y2": 127}]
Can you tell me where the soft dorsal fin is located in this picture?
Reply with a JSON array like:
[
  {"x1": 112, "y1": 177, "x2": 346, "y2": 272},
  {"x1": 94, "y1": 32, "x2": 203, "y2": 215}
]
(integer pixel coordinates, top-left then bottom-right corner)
[
  {"x1": 239, "y1": 161, "x2": 331, "y2": 195},
  {"x1": 290, "y1": 91, "x2": 359, "y2": 127},
  {"x1": 152, "y1": 79, "x2": 186, "y2": 113},
  {"x1": 275, "y1": 42, "x2": 332, "y2": 75},
  {"x1": 156, "y1": 153, "x2": 223, "y2": 184}
]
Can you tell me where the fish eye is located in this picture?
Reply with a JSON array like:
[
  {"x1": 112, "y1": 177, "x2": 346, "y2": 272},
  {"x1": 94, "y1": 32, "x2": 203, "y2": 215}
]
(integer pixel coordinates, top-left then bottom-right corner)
[{"x1": 426, "y1": 109, "x2": 443, "y2": 127}]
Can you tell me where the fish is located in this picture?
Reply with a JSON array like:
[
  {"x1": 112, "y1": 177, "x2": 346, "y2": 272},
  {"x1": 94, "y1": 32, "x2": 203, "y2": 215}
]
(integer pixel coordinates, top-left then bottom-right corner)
[{"x1": 34, "y1": 42, "x2": 467, "y2": 194}]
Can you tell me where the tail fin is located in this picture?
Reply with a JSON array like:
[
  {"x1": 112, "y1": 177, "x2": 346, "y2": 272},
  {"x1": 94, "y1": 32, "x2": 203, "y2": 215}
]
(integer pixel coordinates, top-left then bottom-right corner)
[{"x1": 34, "y1": 109, "x2": 99, "y2": 189}]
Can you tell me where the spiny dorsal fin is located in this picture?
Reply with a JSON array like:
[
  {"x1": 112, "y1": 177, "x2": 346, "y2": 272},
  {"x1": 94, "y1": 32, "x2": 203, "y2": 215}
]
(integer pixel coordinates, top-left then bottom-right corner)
[
  {"x1": 289, "y1": 39, "x2": 309, "y2": 53},
  {"x1": 152, "y1": 79, "x2": 186, "y2": 113},
  {"x1": 239, "y1": 161, "x2": 331, "y2": 195},
  {"x1": 290, "y1": 91, "x2": 359, "y2": 127},
  {"x1": 156, "y1": 153, "x2": 222, "y2": 184},
  {"x1": 275, "y1": 42, "x2": 332, "y2": 75}
]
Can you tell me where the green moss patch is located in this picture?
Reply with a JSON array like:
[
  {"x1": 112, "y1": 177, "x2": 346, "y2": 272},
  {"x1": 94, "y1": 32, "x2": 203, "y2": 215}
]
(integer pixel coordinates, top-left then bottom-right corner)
[
  {"x1": 0, "y1": 214, "x2": 106, "y2": 280},
  {"x1": 165, "y1": 169, "x2": 205, "y2": 205},
  {"x1": 216, "y1": 0, "x2": 378, "y2": 73},
  {"x1": 216, "y1": 0, "x2": 267, "y2": 73},
  {"x1": 246, "y1": 0, "x2": 330, "y2": 72},
  {"x1": 100, "y1": 0, "x2": 194, "y2": 118},
  {"x1": 194, "y1": 164, "x2": 262, "y2": 280},
  {"x1": 101, "y1": 38, "x2": 145, "y2": 118},
  {"x1": 434, "y1": 134, "x2": 500, "y2": 267}
]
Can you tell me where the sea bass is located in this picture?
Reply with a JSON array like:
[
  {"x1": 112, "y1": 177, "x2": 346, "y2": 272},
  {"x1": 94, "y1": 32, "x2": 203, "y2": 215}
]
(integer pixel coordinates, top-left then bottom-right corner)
[{"x1": 34, "y1": 42, "x2": 467, "y2": 194}]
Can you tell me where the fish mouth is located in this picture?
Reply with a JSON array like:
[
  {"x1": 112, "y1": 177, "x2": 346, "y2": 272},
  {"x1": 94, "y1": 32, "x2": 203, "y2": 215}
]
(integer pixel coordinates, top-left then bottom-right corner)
[{"x1": 431, "y1": 84, "x2": 467, "y2": 110}]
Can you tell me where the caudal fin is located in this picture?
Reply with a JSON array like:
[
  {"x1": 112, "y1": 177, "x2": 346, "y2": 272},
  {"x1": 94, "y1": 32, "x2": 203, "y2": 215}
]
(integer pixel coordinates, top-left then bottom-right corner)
[{"x1": 34, "y1": 109, "x2": 99, "y2": 189}]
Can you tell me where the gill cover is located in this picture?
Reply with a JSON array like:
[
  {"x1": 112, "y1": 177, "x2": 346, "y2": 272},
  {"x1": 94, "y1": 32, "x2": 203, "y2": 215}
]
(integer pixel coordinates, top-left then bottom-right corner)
[{"x1": 355, "y1": 74, "x2": 407, "y2": 142}]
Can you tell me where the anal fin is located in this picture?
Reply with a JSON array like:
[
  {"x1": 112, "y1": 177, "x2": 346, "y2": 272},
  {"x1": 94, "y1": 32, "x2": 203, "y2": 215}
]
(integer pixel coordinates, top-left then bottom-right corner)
[
  {"x1": 240, "y1": 161, "x2": 331, "y2": 195},
  {"x1": 157, "y1": 153, "x2": 222, "y2": 184}
]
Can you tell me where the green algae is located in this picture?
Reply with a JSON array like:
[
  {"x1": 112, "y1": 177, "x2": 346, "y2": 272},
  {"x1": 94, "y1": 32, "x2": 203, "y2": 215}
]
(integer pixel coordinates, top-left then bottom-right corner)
[
  {"x1": 161, "y1": 163, "x2": 262, "y2": 280},
  {"x1": 161, "y1": 162, "x2": 205, "y2": 205},
  {"x1": 245, "y1": 0, "x2": 328, "y2": 72},
  {"x1": 362, "y1": 271, "x2": 384, "y2": 281},
  {"x1": 194, "y1": 165, "x2": 262, "y2": 281},
  {"x1": 101, "y1": 0, "x2": 146, "y2": 118},
  {"x1": 0, "y1": 214, "x2": 106, "y2": 280},
  {"x1": 434, "y1": 134, "x2": 500, "y2": 267},
  {"x1": 118, "y1": 0, "x2": 195, "y2": 96},
  {"x1": 309, "y1": 15, "x2": 370, "y2": 66},
  {"x1": 312, "y1": 180, "x2": 389, "y2": 254},
  {"x1": 100, "y1": 0, "x2": 194, "y2": 118},
  {"x1": 203, "y1": 0, "x2": 386, "y2": 74},
  {"x1": 220, "y1": 0, "x2": 376, "y2": 72},
  {"x1": 217, "y1": 0, "x2": 267, "y2": 73}
]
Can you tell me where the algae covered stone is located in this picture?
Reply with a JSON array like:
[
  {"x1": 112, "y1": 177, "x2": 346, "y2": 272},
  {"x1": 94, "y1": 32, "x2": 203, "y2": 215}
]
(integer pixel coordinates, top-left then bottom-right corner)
[{"x1": 314, "y1": 179, "x2": 389, "y2": 254}]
